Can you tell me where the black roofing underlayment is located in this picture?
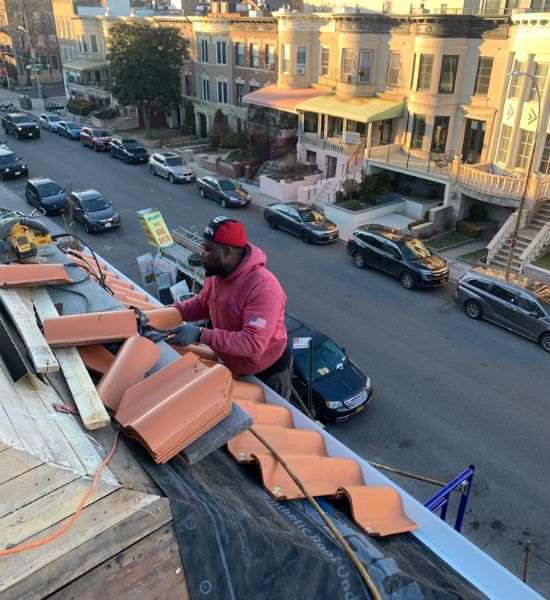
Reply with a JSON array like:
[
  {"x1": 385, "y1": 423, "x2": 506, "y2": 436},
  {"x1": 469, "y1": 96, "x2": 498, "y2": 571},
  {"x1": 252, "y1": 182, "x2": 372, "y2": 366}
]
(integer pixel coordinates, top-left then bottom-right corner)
[{"x1": 128, "y1": 441, "x2": 488, "y2": 600}]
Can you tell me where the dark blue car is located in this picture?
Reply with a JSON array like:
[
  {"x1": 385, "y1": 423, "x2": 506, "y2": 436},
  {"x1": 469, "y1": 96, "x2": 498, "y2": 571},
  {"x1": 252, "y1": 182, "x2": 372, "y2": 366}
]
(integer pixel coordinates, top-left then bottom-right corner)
[
  {"x1": 285, "y1": 314, "x2": 373, "y2": 422},
  {"x1": 57, "y1": 121, "x2": 81, "y2": 140}
]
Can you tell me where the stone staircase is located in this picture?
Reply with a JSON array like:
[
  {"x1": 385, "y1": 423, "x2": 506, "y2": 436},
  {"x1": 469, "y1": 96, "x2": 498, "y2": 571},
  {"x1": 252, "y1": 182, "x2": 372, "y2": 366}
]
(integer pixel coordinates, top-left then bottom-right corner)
[
  {"x1": 490, "y1": 199, "x2": 550, "y2": 272},
  {"x1": 251, "y1": 159, "x2": 286, "y2": 186}
]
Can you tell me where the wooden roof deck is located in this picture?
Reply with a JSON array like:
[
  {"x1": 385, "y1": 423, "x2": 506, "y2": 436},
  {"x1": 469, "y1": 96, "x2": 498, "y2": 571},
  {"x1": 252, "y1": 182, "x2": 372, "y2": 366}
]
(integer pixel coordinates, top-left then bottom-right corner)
[{"x1": 0, "y1": 359, "x2": 191, "y2": 600}]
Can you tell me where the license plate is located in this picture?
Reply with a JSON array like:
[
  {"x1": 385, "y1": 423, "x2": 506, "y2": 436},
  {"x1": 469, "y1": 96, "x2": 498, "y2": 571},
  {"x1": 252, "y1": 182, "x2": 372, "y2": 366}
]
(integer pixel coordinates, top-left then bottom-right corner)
[
  {"x1": 357, "y1": 403, "x2": 366, "y2": 413},
  {"x1": 240, "y1": 201, "x2": 246, "y2": 205},
  {"x1": 104, "y1": 223, "x2": 112, "y2": 228},
  {"x1": 14, "y1": 171, "x2": 20, "y2": 175},
  {"x1": 28, "y1": 133, "x2": 33, "y2": 137}
]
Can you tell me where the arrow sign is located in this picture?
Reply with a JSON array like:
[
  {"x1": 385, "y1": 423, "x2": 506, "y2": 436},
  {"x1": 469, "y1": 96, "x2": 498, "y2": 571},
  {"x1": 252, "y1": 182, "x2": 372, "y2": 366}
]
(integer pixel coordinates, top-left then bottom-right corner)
[{"x1": 527, "y1": 108, "x2": 538, "y2": 125}]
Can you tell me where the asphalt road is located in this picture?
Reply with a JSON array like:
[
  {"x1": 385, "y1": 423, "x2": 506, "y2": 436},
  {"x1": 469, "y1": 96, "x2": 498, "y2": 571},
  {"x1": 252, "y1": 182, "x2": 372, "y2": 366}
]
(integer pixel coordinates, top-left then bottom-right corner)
[{"x1": 3, "y1": 130, "x2": 550, "y2": 596}]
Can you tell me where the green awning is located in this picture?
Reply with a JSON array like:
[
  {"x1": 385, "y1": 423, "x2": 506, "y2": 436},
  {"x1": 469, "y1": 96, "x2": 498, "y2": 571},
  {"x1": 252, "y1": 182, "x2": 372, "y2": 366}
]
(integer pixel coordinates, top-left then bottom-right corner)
[{"x1": 296, "y1": 94, "x2": 405, "y2": 123}]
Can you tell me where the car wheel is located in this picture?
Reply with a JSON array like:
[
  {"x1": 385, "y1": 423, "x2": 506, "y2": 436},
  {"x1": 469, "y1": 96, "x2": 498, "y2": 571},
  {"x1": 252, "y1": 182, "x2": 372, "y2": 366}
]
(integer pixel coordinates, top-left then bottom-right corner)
[
  {"x1": 93, "y1": 143, "x2": 98, "y2": 152},
  {"x1": 84, "y1": 220, "x2": 91, "y2": 233},
  {"x1": 352, "y1": 251, "x2": 366, "y2": 268},
  {"x1": 123, "y1": 154, "x2": 129, "y2": 164},
  {"x1": 267, "y1": 217, "x2": 277, "y2": 230},
  {"x1": 14, "y1": 131, "x2": 19, "y2": 140},
  {"x1": 150, "y1": 165, "x2": 156, "y2": 176},
  {"x1": 168, "y1": 173, "x2": 175, "y2": 184},
  {"x1": 400, "y1": 271, "x2": 417, "y2": 290},
  {"x1": 464, "y1": 300, "x2": 482, "y2": 320},
  {"x1": 221, "y1": 198, "x2": 227, "y2": 208},
  {"x1": 301, "y1": 230, "x2": 313, "y2": 244},
  {"x1": 199, "y1": 188, "x2": 205, "y2": 198},
  {"x1": 539, "y1": 332, "x2": 550, "y2": 353}
]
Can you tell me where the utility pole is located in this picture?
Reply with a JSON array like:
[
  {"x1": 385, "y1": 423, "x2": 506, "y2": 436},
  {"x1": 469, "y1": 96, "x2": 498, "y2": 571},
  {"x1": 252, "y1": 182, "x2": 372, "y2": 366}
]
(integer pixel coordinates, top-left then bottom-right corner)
[{"x1": 19, "y1": 12, "x2": 42, "y2": 100}]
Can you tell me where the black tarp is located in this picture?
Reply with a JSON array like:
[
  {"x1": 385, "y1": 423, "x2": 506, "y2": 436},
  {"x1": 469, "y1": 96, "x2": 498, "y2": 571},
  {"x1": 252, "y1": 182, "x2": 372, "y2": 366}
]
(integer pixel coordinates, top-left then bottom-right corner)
[{"x1": 128, "y1": 442, "x2": 487, "y2": 600}]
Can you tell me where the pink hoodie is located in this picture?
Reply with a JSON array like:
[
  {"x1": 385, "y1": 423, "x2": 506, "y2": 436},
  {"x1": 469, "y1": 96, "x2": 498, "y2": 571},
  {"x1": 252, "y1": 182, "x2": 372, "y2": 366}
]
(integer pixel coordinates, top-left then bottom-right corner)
[{"x1": 173, "y1": 243, "x2": 288, "y2": 376}]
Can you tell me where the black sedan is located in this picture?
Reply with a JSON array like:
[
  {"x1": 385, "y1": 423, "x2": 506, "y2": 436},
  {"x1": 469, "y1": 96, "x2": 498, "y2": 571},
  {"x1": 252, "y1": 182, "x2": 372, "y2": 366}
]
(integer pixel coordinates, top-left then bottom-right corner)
[
  {"x1": 68, "y1": 189, "x2": 121, "y2": 233},
  {"x1": 285, "y1": 314, "x2": 373, "y2": 422},
  {"x1": 0, "y1": 148, "x2": 28, "y2": 180},
  {"x1": 109, "y1": 137, "x2": 149, "y2": 164},
  {"x1": 25, "y1": 177, "x2": 67, "y2": 214},
  {"x1": 264, "y1": 202, "x2": 339, "y2": 244},
  {"x1": 196, "y1": 176, "x2": 251, "y2": 208}
]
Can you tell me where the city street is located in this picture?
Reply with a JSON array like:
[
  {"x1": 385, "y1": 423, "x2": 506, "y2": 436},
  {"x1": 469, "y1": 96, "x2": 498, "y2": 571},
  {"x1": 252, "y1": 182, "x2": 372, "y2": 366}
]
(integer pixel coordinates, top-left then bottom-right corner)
[{"x1": 2, "y1": 130, "x2": 550, "y2": 595}]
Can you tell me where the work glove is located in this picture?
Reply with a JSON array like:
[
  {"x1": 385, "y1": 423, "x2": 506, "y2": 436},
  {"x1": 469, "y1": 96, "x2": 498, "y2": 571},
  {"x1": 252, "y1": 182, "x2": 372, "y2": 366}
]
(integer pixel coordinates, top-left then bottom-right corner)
[{"x1": 169, "y1": 323, "x2": 201, "y2": 347}]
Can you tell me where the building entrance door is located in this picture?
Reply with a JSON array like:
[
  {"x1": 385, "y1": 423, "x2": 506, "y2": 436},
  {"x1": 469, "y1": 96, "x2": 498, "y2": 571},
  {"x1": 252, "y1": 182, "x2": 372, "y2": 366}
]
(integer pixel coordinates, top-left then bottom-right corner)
[
  {"x1": 199, "y1": 113, "x2": 207, "y2": 138},
  {"x1": 462, "y1": 119, "x2": 486, "y2": 164},
  {"x1": 326, "y1": 155, "x2": 337, "y2": 178}
]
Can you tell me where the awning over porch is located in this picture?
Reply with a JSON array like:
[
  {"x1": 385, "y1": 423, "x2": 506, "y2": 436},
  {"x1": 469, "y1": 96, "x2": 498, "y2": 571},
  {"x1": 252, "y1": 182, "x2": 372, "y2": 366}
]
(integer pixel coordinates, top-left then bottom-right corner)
[
  {"x1": 64, "y1": 59, "x2": 109, "y2": 71},
  {"x1": 243, "y1": 85, "x2": 326, "y2": 114},
  {"x1": 296, "y1": 94, "x2": 405, "y2": 123}
]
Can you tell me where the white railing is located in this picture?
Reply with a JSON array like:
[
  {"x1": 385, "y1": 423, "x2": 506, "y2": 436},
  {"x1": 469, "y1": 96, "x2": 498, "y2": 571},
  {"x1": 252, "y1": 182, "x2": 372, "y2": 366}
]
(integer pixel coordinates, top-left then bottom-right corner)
[
  {"x1": 456, "y1": 164, "x2": 524, "y2": 199},
  {"x1": 487, "y1": 212, "x2": 517, "y2": 263},
  {"x1": 534, "y1": 177, "x2": 550, "y2": 201},
  {"x1": 519, "y1": 222, "x2": 550, "y2": 270},
  {"x1": 367, "y1": 144, "x2": 451, "y2": 177},
  {"x1": 299, "y1": 132, "x2": 363, "y2": 156}
]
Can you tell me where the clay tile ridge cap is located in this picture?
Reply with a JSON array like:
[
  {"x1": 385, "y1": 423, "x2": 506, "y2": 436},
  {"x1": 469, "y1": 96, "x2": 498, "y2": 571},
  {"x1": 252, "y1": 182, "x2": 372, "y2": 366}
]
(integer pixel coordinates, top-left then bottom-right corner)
[{"x1": 0, "y1": 264, "x2": 74, "y2": 288}]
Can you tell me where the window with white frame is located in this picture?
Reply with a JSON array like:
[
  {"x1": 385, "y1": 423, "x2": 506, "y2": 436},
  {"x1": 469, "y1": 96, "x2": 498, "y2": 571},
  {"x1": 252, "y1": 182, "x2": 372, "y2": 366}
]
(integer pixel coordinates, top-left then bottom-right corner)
[
  {"x1": 515, "y1": 129, "x2": 535, "y2": 170},
  {"x1": 438, "y1": 55, "x2": 459, "y2": 94},
  {"x1": 386, "y1": 51, "x2": 400, "y2": 85},
  {"x1": 236, "y1": 82, "x2": 245, "y2": 106},
  {"x1": 496, "y1": 124, "x2": 512, "y2": 163},
  {"x1": 217, "y1": 81, "x2": 228, "y2": 104},
  {"x1": 508, "y1": 61, "x2": 525, "y2": 98},
  {"x1": 411, "y1": 114, "x2": 426, "y2": 149},
  {"x1": 266, "y1": 45, "x2": 275, "y2": 66},
  {"x1": 296, "y1": 46, "x2": 307, "y2": 74},
  {"x1": 50, "y1": 54, "x2": 59, "y2": 69},
  {"x1": 473, "y1": 57, "x2": 493, "y2": 96},
  {"x1": 201, "y1": 78, "x2": 210, "y2": 101},
  {"x1": 235, "y1": 42, "x2": 244, "y2": 66},
  {"x1": 341, "y1": 48, "x2": 354, "y2": 79},
  {"x1": 358, "y1": 49, "x2": 373, "y2": 83},
  {"x1": 216, "y1": 41, "x2": 227, "y2": 65},
  {"x1": 82, "y1": 35, "x2": 88, "y2": 53},
  {"x1": 250, "y1": 44, "x2": 259, "y2": 68},
  {"x1": 90, "y1": 34, "x2": 98, "y2": 53},
  {"x1": 530, "y1": 62, "x2": 548, "y2": 102},
  {"x1": 199, "y1": 39, "x2": 209, "y2": 63},
  {"x1": 320, "y1": 46, "x2": 329, "y2": 77},
  {"x1": 539, "y1": 134, "x2": 550, "y2": 174},
  {"x1": 281, "y1": 44, "x2": 290, "y2": 74},
  {"x1": 250, "y1": 82, "x2": 259, "y2": 92},
  {"x1": 417, "y1": 54, "x2": 434, "y2": 91}
]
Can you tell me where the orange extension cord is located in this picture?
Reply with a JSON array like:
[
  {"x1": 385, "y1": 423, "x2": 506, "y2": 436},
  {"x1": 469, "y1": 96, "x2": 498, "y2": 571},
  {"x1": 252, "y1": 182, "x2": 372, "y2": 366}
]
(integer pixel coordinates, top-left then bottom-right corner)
[{"x1": 0, "y1": 431, "x2": 119, "y2": 556}]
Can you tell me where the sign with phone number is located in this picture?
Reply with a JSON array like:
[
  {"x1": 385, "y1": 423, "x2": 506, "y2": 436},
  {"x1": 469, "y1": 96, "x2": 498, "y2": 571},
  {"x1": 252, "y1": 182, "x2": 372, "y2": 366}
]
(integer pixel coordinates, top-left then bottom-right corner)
[{"x1": 137, "y1": 209, "x2": 174, "y2": 248}]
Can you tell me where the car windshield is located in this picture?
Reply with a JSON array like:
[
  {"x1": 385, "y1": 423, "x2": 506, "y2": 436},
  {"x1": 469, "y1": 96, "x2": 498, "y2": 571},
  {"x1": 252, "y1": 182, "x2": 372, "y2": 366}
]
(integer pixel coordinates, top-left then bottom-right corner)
[
  {"x1": 298, "y1": 208, "x2": 324, "y2": 223},
  {"x1": 47, "y1": 115, "x2": 62, "y2": 122},
  {"x1": 295, "y1": 338, "x2": 348, "y2": 382},
  {"x1": 400, "y1": 239, "x2": 432, "y2": 260},
  {"x1": 165, "y1": 157, "x2": 183, "y2": 167},
  {"x1": 0, "y1": 152, "x2": 16, "y2": 164},
  {"x1": 219, "y1": 179, "x2": 238, "y2": 191},
  {"x1": 12, "y1": 116, "x2": 32, "y2": 124},
  {"x1": 122, "y1": 140, "x2": 141, "y2": 149},
  {"x1": 38, "y1": 183, "x2": 63, "y2": 196},
  {"x1": 92, "y1": 129, "x2": 109, "y2": 137},
  {"x1": 81, "y1": 196, "x2": 109, "y2": 212},
  {"x1": 66, "y1": 122, "x2": 80, "y2": 129}
]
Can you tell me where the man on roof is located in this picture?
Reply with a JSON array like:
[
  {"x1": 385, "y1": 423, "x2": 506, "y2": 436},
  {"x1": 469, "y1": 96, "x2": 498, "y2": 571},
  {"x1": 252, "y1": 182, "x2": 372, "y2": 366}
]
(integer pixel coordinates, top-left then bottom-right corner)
[{"x1": 170, "y1": 216, "x2": 292, "y2": 399}]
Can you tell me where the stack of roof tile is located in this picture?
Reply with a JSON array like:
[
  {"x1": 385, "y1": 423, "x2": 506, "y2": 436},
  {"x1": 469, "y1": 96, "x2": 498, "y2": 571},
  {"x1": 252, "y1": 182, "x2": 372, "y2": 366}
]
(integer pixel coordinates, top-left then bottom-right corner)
[
  {"x1": 115, "y1": 353, "x2": 234, "y2": 463},
  {"x1": 228, "y1": 395, "x2": 418, "y2": 537}
]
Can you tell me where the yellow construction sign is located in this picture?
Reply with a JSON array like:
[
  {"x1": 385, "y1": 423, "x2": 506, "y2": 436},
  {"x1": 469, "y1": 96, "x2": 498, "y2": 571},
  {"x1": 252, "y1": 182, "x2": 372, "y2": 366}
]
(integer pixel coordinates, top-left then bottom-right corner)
[{"x1": 137, "y1": 208, "x2": 173, "y2": 248}]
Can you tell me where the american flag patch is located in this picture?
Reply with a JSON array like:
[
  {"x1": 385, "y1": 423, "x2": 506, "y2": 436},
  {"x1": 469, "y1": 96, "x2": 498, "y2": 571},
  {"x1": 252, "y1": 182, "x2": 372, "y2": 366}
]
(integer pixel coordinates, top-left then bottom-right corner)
[{"x1": 249, "y1": 316, "x2": 267, "y2": 328}]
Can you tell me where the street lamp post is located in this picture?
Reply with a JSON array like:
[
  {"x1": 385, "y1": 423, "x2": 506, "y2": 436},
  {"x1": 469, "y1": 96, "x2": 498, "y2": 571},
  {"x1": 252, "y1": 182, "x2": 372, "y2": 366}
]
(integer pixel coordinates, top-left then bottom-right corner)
[
  {"x1": 17, "y1": 23, "x2": 42, "y2": 100},
  {"x1": 504, "y1": 70, "x2": 542, "y2": 280}
]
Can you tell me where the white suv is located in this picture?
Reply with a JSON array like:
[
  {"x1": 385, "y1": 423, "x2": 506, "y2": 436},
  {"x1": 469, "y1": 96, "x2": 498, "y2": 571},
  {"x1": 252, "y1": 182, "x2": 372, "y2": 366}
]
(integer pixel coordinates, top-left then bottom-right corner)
[{"x1": 149, "y1": 152, "x2": 196, "y2": 183}]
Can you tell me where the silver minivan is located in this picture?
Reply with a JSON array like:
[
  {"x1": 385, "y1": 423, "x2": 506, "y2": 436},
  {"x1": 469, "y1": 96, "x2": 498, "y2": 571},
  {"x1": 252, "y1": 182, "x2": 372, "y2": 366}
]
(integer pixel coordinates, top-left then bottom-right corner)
[{"x1": 454, "y1": 266, "x2": 550, "y2": 352}]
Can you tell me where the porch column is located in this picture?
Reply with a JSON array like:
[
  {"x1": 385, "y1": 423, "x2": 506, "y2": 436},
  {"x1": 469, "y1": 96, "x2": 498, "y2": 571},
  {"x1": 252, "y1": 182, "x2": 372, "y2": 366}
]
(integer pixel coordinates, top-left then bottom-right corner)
[
  {"x1": 343, "y1": 118, "x2": 347, "y2": 143},
  {"x1": 317, "y1": 113, "x2": 322, "y2": 136},
  {"x1": 367, "y1": 121, "x2": 372, "y2": 150},
  {"x1": 323, "y1": 114, "x2": 328, "y2": 139},
  {"x1": 298, "y1": 112, "x2": 304, "y2": 135}
]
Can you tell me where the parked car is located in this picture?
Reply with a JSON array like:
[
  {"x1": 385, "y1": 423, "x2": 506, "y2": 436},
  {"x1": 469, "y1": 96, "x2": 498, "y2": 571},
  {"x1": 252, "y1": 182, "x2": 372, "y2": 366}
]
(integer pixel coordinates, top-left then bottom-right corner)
[
  {"x1": 264, "y1": 202, "x2": 339, "y2": 244},
  {"x1": 0, "y1": 148, "x2": 28, "y2": 179},
  {"x1": 57, "y1": 121, "x2": 81, "y2": 140},
  {"x1": 196, "y1": 176, "x2": 251, "y2": 208},
  {"x1": 285, "y1": 313, "x2": 373, "y2": 422},
  {"x1": 1, "y1": 112, "x2": 40, "y2": 139},
  {"x1": 109, "y1": 137, "x2": 149, "y2": 164},
  {"x1": 25, "y1": 177, "x2": 68, "y2": 214},
  {"x1": 39, "y1": 113, "x2": 63, "y2": 132},
  {"x1": 149, "y1": 152, "x2": 196, "y2": 183},
  {"x1": 454, "y1": 266, "x2": 550, "y2": 352},
  {"x1": 68, "y1": 189, "x2": 121, "y2": 233},
  {"x1": 80, "y1": 127, "x2": 112, "y2": 151},
  {"x1": 347, "y1": 224, "x2": 448, "y2": 289}
]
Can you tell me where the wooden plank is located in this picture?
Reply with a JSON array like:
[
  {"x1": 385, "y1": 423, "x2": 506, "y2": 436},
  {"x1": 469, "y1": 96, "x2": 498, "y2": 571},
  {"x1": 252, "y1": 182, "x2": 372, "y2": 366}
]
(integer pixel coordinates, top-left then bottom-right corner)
[
  {"x1": 30, "y1": 289, "x2": 110, "y2": 431},
  {"x1": 0, "y1": 447, "x2": 42, "y2": 485},
  {"x1": 0, "y1": 489, "x2": 165, "y2": 597},
  {"x1": 0, "y1": 393, "x2": 22, "y2": 449},
  {"x1": 49, "y1": 523, "x2": 190, "y2": 600},
  {"x1": 27, "y1": 375, "x2": 118, "y2": 486},
  {"x1": 0, "y1": 288, "x2": 59, "y2": 373},
  {"x1": 0, "y1": 477, "x2": 116, "y2": 551},
  {"x1": 0, "y1": 359, "x2": 54, "y2": 463},
  {"x1": 0, "y1": 462, "x2": 80, "y2": 519}
]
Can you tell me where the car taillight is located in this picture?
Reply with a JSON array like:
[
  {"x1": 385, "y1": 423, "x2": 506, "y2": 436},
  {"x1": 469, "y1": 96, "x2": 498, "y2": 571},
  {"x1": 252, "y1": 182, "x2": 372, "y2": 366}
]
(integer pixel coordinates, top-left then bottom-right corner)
[{"x1": 347, "y1": 236, "x2": 353, "y2": 243}]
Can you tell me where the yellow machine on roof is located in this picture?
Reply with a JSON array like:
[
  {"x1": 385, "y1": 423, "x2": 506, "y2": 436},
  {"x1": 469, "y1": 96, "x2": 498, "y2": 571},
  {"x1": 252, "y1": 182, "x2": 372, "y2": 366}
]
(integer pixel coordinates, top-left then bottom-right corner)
[{"x1": 0, "y1": 208, "x2": 52, "y2": 262}]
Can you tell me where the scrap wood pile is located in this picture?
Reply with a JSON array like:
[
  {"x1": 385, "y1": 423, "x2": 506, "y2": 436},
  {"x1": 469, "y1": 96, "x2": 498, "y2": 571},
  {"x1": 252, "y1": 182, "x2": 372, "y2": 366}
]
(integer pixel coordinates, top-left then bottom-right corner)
[{"x1": 0, "y1": 249, "x2": 418, "y2": 540}]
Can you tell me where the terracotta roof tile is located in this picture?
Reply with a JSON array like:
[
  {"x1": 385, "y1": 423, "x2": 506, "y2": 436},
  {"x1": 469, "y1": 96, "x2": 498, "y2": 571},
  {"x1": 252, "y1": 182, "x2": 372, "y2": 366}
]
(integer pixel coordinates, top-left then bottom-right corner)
[
  {"x1": 142, "y1": 307, "x2": 183, "y2": 330},
  {"x1": 234, "y1": 399, "x2": 294, "y2": 427},
  {"x1": 0, "y1": 264, "x2": 74, "y2": 287},
  {"x1": 77, "y1": 344, "x2": 115, "y2": 374}
]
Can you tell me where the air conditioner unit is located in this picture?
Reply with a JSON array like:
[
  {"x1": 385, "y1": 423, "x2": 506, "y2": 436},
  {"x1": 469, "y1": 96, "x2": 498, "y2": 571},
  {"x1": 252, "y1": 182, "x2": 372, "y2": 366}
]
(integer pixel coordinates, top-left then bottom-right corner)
[
  {"x1": 265, "y1": 63, "x2": 274, "y2": 71},
  {"x1": 296, "y1": 68, "x2": 305, "y2": 75}
]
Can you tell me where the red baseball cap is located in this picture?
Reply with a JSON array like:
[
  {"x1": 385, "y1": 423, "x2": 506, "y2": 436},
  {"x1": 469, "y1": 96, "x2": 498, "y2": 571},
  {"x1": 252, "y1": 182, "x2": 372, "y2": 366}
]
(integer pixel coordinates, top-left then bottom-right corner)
[{"x1": 203, "y1": 216, "x2": 247, "y2": 248}]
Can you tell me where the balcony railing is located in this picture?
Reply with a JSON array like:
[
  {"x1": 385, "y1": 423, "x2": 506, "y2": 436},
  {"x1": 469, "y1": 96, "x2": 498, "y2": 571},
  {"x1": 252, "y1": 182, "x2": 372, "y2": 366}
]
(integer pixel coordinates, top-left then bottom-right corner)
[
  {"x1": 367, "y1": 144, "x2": 451, "y2": 177},
  {"x1": 67, "y1": 78, "x2": 111, "y2": 89},
  {"x1": 455, "y1": 163, "x2": 524, "y2": 199},
  {"x1": 68, "y1": 82, "x2": 111, "y2": 99},
  {"x1": 299, "y1": 132, "x2": 363, "y2": 156}
]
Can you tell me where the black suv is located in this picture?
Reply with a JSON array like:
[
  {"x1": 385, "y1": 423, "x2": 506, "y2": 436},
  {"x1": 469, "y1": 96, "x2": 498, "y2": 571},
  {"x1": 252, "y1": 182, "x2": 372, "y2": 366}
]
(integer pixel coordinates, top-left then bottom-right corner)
[
  {"x1": 25, "y1": 177, "x2": 67, "y2": 214},
  {"x1": 109, "y1": 138, "x2": 149, "y2": 164},
  {"x1": 68, "y1": 189, "x2": 121, "y2": 233},
  {"x1": 0, "y1": 148, "x2": 28, "y2": 179},
  {"x1": 1, "y1": 112, "x2": 40, "y2": 139},
  {"x1": 347, "y1": 224, "x2": 448, "y2": 289}
]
